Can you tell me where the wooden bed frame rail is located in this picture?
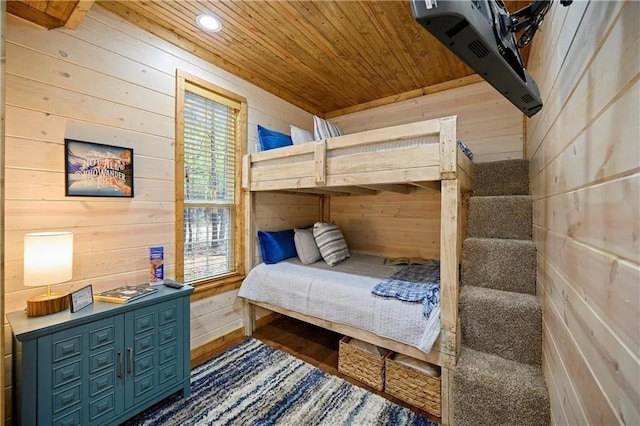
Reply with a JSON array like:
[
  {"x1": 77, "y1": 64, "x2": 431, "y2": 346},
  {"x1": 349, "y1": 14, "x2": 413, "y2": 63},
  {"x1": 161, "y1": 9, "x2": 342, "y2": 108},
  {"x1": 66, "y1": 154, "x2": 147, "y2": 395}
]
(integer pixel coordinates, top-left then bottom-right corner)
[
  {"x1": 241, "y1": 116, "x2": 471, "y2": 425},
  {"x1": 242, "y1": 116, "x2": 472, "y2": 194}
]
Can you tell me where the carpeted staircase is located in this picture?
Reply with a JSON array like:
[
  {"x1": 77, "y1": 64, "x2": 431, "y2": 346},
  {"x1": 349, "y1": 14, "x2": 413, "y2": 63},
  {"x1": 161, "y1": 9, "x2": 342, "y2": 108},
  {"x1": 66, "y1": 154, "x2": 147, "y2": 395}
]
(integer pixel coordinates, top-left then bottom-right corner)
[{"x1": 453, "y1": 159, "x2": 550, "y2": 426}]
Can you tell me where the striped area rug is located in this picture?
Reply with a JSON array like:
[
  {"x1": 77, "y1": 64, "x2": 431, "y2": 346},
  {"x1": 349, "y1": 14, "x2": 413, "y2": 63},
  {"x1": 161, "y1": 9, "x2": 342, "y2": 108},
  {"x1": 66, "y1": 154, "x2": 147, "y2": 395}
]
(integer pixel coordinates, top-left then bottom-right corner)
[{"x1": 125, "y1": 338, "x2": 436, "y2": 426}]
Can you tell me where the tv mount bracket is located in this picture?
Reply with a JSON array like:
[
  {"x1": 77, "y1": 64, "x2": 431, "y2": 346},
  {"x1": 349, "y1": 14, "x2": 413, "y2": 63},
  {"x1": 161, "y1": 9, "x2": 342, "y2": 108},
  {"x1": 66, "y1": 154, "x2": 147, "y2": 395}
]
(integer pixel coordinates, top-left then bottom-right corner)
[{"x1": 504, "y1": 0, "x2": 573, "y2": 48}]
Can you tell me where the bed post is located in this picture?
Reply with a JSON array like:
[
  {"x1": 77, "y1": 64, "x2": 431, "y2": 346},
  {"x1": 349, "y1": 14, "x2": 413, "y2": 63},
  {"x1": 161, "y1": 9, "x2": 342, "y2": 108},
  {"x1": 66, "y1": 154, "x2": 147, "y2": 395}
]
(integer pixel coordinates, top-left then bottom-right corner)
[
  {"x1": 243, "y1": 300, "x2": 255, "y2": 336},
  {"x1": 439, "y1": 116, "x2": 458, "y2": 180},
  {"x1": 439, "y1": 116, "x2": 459, "y2": 335},
  {"x1": 439, "y1": 116, "x2": 459, "y2": 426},
  {"x1": 441, "y1": 366, "x2": 454, "y2": 426},
  {"x1": 440, "y1": 178, "x2": 460, "y2": 333},
  {"x1": 242, "y1": 154, "x2": 256, "y2": 336},
  {"x1": 440, "y1": 178, "x2": 460, "y2": 426},
  {"x1": 242, "y1": 154, "x2": 255, "y2": 274}
]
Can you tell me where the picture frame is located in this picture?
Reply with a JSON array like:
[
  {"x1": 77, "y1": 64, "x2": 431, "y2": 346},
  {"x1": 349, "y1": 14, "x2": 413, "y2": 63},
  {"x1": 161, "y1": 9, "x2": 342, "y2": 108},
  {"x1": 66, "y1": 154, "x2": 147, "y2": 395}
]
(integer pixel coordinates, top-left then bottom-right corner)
[
  {"x1": 64, "y1": 139, "x2": 134, "y2": 197},
  {"x1": 70, "y1": 285, "x2": 94, "y2": 313}
]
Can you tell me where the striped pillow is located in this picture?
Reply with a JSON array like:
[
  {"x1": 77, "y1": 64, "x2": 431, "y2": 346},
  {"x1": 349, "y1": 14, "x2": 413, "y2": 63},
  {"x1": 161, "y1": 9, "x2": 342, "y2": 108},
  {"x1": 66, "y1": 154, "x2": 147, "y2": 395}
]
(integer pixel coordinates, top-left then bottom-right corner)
[
  {"x1": 313, "y1": 116, "x2": 344, "y2": 140},
  {"x1": 313, "y1": 222, "x2": 350, "y2": 266}
]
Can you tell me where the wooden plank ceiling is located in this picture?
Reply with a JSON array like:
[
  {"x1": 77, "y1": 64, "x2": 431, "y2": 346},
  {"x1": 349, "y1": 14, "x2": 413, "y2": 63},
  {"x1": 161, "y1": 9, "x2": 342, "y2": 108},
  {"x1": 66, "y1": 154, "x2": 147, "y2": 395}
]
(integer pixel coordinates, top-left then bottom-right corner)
[{"x1": 8, "y1": 0, "x2": 531, "y2": 117}]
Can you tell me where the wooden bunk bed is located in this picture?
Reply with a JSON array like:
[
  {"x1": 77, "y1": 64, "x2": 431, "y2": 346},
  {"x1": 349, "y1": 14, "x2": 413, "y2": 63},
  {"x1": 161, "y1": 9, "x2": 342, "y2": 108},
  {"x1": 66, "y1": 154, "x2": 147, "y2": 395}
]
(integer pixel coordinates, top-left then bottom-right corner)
[{"x1": 240, "y1": 116, "x2": 472, "y2": 425}]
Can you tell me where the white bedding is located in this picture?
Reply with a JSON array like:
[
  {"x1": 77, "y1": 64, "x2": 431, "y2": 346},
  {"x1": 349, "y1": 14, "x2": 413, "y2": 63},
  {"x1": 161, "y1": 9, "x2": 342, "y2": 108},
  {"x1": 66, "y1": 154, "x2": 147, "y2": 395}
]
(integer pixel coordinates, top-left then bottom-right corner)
[{"x1": 238, "y1": 253, "x2": 441, "y2": 353}]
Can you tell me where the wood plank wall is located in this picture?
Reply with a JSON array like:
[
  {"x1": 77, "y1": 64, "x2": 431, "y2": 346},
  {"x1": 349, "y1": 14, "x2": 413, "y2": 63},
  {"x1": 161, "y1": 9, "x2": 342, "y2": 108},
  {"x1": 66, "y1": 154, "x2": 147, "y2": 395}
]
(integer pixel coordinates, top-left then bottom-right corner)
[
  {"x1": 3, "y1": 7, "x2": 312, "y2": 423},
  {"x1": 525, "y1": 2, "x2": 639, "y2": 425},
  {"x1": 252, "y1": 192, "x2": 323, "y2": 263},
  {"x1": 1, "y1": 1, "x2": 7, "y2": 421},
  {"x1": 329, "y1": 189, "x2": 442, "y2": 259},
  {"x1": 331, "y1": 81, "x2": 524, "y2": 163}
]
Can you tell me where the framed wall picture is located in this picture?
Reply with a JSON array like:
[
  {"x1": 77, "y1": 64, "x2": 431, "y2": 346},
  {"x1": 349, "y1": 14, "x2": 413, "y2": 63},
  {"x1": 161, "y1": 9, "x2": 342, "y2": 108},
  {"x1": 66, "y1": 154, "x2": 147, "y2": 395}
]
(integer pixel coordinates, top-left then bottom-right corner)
[
  {"x1": 70, "y1": 285, "x2": 94, "y2": 313},
  {"x1": 65, "y1": 139, "x2": 134, "y2": 197}
]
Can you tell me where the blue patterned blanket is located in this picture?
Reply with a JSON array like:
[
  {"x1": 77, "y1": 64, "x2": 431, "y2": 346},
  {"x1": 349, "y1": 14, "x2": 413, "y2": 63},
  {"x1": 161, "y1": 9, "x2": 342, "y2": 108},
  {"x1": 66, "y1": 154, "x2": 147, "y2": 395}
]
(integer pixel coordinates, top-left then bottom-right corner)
[
  {"x1": 457, "y1": 139, "x2": 473, "y2": 161},
  {"x1": 371, "y1": 264, "x2": 440, "y2": 318}
]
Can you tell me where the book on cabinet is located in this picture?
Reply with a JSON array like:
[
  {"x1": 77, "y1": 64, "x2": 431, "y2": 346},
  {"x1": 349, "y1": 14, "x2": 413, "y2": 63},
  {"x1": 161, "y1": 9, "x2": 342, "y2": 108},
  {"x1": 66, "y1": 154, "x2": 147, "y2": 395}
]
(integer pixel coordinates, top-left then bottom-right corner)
[{"x1": 94, "y1": 284, "x2": 158, "y2": 304}]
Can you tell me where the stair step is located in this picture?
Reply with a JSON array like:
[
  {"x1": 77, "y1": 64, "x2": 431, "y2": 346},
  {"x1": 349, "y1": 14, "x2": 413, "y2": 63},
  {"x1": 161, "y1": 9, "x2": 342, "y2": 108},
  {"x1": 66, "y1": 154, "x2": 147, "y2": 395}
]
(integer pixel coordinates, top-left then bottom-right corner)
[
  {"x1": 462, "y1": 238, "x2": 536, "y2": 294},
  {"x1": 460, "y1": 286, "x2": 542, "y2": 366},
  {"x1": 473, "y1": 159, "x2": 530, "y2": 196},
  {"x1": 468, "y1": 195, "x2": 532, "y2": 240},
  {"x1": 453, "y1": 347, "x2": 550, "y2": 426}
]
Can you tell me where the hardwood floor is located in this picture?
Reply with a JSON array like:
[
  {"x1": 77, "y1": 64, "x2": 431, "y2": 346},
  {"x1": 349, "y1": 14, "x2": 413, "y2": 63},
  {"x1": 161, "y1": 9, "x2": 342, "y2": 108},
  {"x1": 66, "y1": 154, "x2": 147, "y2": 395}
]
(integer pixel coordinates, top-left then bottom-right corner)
[{"x1": 210, "y1": 316, "x2": 441, "y2": 424}]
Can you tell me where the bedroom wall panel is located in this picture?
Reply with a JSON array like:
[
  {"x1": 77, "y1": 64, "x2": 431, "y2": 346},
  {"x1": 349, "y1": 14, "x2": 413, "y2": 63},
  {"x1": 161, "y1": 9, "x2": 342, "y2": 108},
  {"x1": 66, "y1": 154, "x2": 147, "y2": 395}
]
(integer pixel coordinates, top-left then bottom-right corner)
[
  {"x1": 539, "y1": 252, "x2": 638, "y2": 424},
  {"x1": 6, "y1": 42, "x2": 175, "y2": 117},
  {"x1": 3, "y1": 7, "x2": 312, "y2": 423},
  {"x1": 1, "y1": 3, "x2": 5, "y2": 420},
  {"x1": 527, "y1": 0, "x2": 624, "y2": 161},
  {"x1": 329, "y1": 189, "x2": 442, "y2": 259},
  {"x1": 255, "y1": 192, "x2": 322, "y2": 231},
  {"x1": 251, "y1": 192, "x2": 323, "y2": 265},
  {"x1": 4, "y1": 106, "x2": 176, "y2": 160},
  {"x1": 542, "y1": 322, "x2": 586, "y2": 425},
  {"x1": 190, "y1": 292, "x2": 243, "y2": 348},
  {"x1": 539, "y1": 227, "x2": 639, "y2": 356},
  {"x1": 526, "y1": 2, "x2": 639, "y2": 425},
  {"x1": 331, "y1": 81, "x2": 524, "y2": 163},
  {"x1": 6, "y1": 74, "x2": 175, "y2": 137},
  {"x1": 530, "y1": 82, "x2": 639, "y2": 201}
]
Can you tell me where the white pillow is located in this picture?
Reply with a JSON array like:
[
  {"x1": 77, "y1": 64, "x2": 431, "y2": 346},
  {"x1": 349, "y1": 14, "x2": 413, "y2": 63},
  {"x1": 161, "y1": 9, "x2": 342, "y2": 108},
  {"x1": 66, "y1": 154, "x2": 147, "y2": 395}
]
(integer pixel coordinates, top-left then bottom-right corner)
[
  {"x1": 294, "y1": 228, "x2": 321, "y2": 264},
  {"x1": 313, "y1": 221, "x2": 350, "y2": 266},
  {"x1": 313, "y1": 116, "x2": 344, "y2": 140},
  {"x1": 290, "y1": 125, "x2": 315, "y2": 145}
]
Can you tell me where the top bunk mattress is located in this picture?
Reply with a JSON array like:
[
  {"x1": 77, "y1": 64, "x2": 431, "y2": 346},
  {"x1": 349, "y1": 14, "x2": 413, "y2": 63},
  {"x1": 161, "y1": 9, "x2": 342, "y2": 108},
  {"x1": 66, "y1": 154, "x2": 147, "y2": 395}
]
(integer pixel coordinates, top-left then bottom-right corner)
[{"x1": 238, "y1": 253, "x2": 441, "y2": 353}]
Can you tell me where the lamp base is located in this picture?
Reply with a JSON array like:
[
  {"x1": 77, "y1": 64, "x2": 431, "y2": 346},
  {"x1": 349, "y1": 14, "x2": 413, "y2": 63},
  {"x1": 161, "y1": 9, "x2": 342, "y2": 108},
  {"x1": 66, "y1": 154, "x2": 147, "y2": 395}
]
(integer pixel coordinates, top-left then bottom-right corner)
[{"x1": 26, "y1": 292, "x2": 69, "y2": 317}]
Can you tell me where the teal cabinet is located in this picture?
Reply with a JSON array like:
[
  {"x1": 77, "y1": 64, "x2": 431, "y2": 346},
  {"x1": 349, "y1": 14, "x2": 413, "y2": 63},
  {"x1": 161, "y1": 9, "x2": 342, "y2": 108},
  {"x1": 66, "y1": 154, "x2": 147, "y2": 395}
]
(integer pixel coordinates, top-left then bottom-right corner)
[{"x1": 8, "y1": 285, "x2": 194, "y2": 426}]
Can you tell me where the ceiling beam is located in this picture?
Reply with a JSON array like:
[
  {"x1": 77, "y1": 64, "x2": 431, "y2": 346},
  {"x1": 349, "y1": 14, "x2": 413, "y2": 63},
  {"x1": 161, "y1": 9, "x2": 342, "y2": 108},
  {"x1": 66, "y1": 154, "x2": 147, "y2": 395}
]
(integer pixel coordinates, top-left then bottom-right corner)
[
  {"x1": 6, "y1": 1, "x2": 65, "y2": 29},
  {"x1": 65, "y1": 0, "x2": 95, "y2": 30},
  {"x1": 6, "y1": 1, "x2": 94, "y2": 30},
  {"x1": 325, "y1": 74, "x2": 484, "y2": 119}
]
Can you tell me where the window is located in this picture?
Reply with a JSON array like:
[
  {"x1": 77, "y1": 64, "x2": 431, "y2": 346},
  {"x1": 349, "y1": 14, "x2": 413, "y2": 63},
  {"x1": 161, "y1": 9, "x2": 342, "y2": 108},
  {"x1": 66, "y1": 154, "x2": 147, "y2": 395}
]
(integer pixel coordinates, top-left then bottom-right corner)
[{"x1": 176, "y1": 71, "x2": 247, "y2": 286}]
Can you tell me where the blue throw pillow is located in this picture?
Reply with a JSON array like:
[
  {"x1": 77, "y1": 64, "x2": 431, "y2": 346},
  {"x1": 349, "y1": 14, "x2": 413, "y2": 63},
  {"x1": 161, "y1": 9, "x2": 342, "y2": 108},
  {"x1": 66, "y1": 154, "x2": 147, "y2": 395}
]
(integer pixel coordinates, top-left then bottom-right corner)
[
  {"x1": 258, "y1": 229, "x2": 297, "y2": 264},
  {"x1": 257, "y1": 125, "x2": 293, "y2": 151}
]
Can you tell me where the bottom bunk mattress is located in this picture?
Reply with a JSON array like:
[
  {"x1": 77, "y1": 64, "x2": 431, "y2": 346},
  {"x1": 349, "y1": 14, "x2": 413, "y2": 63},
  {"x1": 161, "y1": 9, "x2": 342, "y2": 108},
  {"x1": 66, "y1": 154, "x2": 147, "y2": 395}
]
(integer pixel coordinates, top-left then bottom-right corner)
[{"x1": 238, "y1": 253, "x2": 441, "y2": 353}]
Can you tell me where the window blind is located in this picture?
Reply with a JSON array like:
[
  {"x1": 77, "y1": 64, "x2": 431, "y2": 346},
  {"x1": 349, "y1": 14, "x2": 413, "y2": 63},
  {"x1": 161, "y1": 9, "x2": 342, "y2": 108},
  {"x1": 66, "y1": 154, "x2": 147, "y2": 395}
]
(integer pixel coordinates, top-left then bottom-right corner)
[{"x1": 182, "y1": 85, "x2": 239, "y2": 283}]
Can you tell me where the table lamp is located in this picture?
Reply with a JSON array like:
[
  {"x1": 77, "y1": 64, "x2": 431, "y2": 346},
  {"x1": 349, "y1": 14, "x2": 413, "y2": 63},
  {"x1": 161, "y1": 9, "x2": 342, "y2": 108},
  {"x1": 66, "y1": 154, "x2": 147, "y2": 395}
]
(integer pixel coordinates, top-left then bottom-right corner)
[{"x1": 23, "y1": 231, "x2": 73, "y2": 317}]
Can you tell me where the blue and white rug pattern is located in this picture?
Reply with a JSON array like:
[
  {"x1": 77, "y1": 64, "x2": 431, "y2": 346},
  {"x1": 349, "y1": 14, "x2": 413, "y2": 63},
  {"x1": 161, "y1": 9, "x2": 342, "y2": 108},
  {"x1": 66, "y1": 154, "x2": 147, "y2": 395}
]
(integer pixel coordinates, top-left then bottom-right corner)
[{"x1": 125, "y1": 338, "x2": 435, "y2": 426}]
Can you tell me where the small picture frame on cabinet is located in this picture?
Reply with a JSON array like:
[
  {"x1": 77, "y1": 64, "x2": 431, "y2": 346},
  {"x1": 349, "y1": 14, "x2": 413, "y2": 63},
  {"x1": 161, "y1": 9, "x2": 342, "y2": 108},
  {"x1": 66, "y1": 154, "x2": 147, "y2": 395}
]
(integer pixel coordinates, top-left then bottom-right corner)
[{"x1": 70, "y1": 285, "x2": 94, "y2": 313}]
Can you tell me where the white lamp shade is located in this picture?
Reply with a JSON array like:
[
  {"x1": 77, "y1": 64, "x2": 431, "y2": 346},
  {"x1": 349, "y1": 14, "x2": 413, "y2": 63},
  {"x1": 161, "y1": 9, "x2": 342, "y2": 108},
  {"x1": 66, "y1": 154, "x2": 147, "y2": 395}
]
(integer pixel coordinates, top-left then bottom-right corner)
[{"x1": 24, "y1": 232, "x2": 74, "y2": 287}]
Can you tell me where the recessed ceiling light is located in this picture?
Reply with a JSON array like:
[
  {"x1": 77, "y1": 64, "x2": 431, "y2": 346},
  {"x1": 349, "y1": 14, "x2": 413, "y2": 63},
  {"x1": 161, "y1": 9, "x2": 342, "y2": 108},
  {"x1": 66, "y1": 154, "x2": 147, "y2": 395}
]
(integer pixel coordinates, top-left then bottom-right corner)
[{"x1": 196, "y1": 14, "x2": 222, "y2": 33}]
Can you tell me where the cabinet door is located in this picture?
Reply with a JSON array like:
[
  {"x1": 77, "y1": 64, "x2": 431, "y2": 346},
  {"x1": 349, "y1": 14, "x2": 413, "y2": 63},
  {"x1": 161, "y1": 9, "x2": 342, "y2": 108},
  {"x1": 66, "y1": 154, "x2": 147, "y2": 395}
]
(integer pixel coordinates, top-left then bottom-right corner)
[
  {"x1": 124, "y1": 299, "x2": 182, "y2": 409},
  {"x1": 41, "y1": 315, "x2": 126, "y2": 426}
]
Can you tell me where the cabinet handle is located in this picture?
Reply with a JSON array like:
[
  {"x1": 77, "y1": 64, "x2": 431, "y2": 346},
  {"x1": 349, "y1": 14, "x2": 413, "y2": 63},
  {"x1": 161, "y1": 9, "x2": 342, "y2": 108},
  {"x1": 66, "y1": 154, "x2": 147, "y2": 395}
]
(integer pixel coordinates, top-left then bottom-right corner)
[
  {"x1": 117, "y1": 351, "x2": 123, "y2": 379},
  {"x1": 127, "y1": 347, "x2": 133, "y2": 376}
]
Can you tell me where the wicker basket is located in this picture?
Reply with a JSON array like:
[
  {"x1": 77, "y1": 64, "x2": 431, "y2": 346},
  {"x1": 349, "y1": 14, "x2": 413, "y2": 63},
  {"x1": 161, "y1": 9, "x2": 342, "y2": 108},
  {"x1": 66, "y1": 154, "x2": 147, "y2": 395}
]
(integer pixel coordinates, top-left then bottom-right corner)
[
  {"x1": 338, "y1": 336, "x2": 389, "y2": 391},
  {"x1": 385, "y1": 354, "x2": 441, "y2": 417}
]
